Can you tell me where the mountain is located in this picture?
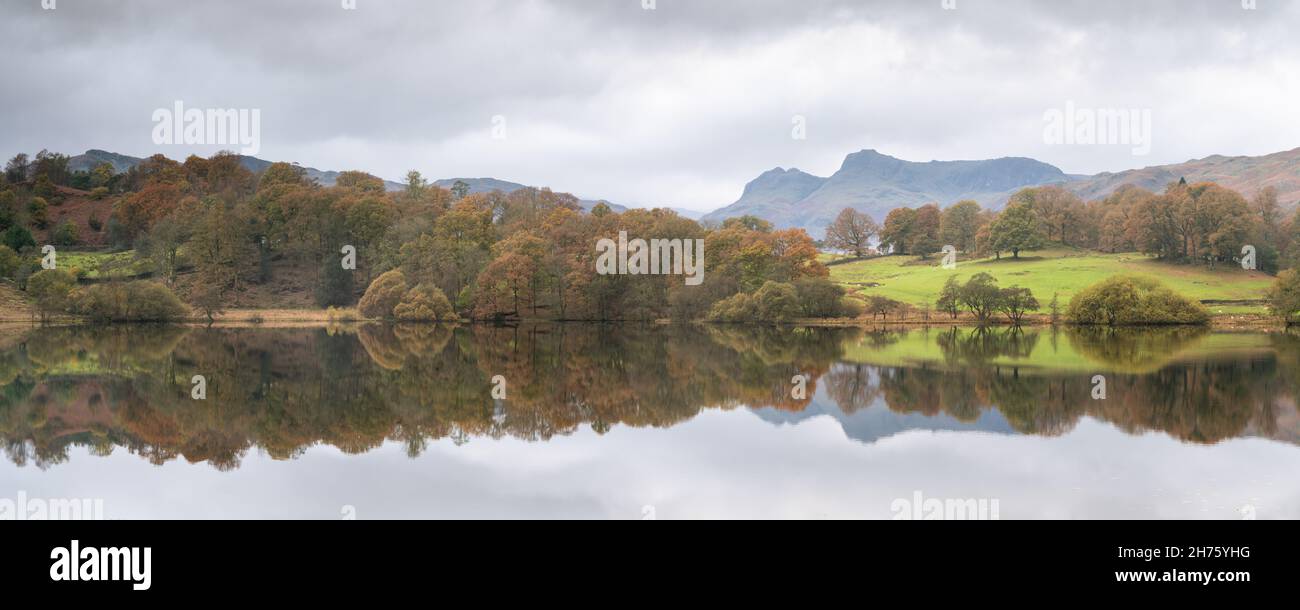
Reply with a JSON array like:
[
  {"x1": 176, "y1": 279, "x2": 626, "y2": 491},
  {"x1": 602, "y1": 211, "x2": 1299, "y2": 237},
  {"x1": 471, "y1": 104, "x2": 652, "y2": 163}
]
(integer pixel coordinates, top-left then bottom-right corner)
[
  {"x1": 705, "y1": 147, "x2": 1300, "y2": 233},
  {"x1": 1063, "y1": 147, "x2": 1300, "y2": 204},
  {"x1": 702, "y1": 150, "x2": 1069, "y2": 233},
  {"x1": 65, "y1": 150, "x2": 629, "y2": 212},
  {"x1": 432, "y1": 177, "x2": 629, "y2": 213},
  {"x1": 68, "y1": 149, "x2": 406, "y2": 191}
]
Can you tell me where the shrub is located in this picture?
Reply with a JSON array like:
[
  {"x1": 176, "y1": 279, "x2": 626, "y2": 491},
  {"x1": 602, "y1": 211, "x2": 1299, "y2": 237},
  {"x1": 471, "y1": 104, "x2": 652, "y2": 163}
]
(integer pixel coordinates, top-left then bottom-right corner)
[
  {"x1": 1266, "y1": 270, "x2": 1300, "y2": 326},
  {"x1": 28, "y1": 197, "x2": 49, "y2": 229},
  {"x1": 358, "y1": 269, "x2": 409, "y2": 319},
  {"x1": 1067, "y1": 275, "x2": 1209, "y2": 326},
  {"x1": 90, "y1": 187, "x2": 110, "y2": 200},
  {"x1": 26, "y1": 268, "x2": 77, "y2": 321},
  {"x1": 707, "y1": 281, "x2": 801, "y2": 323},
  {"x1": 794, "y1": 276, "x2": 849, "y2": 318},
  {"x1": 314, "y1": 258, "x2": 354, "y2": 308},
  {"x1": 88, "y1": 214, "x2": 103, "y2": 232},
  {"x1": 865, "y1": 295, "x2": 903, "y2": 320},
  {"x1": 393, "y1": 284, "x2": 455, "y2": 321},
  {"x1": 71, "y1": 281, "x2": 189, "y2": 322},
  {"x1": 0, "y1": 245, "x2": 19, "y2": 279},
  {"x1": 52, "y1": 221, "x2": 79, "y2": 246},
  {"x1": 1, "y1": 225, "x2": 34, "y2": 253},
  {"x1": 0, "y1": 190, "x2": 15, "y2": 230}
]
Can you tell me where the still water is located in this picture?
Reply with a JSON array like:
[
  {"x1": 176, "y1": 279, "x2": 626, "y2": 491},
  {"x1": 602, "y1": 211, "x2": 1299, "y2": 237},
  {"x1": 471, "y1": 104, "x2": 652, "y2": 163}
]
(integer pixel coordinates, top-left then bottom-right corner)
[{"x1": 0, "y1": 323, "x2": 1296, "y2": 519}]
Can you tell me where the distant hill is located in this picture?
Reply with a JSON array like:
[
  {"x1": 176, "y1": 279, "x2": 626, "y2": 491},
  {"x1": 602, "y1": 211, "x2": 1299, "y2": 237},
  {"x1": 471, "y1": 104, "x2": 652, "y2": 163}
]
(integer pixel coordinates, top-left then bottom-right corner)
[
  {"x1": 1064, "y1": 147, "x2": 1300, "y2": 205},
  {"x1": 705, "y1": 147, "x2": 1300, "y2": 233},
  {"x1": 68, "y1": 149, "x2": 407, "y2": 191},
  {"x1": 702, "y1": 150, "x2": 1069, "y2": 233},
  {"x1": 65, "y1": 150, "x2": 630, "y2": 213},
  {"x1": 432, "y1": 177, "x2": 628, "y2": 213}
]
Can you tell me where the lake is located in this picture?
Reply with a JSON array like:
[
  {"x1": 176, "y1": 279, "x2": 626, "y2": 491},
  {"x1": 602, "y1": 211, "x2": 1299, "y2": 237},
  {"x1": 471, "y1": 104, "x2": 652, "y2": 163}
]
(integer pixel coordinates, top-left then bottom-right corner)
[{"x1": 0, "y1": 323, "x2": 1296, "y2": 519}]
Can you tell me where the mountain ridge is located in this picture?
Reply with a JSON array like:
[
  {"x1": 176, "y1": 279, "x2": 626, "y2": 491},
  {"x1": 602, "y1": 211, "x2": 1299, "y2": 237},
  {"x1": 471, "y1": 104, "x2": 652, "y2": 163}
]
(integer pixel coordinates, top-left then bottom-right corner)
[{"x1": 705, "y1": 147, "x2": 1300, "y2": 232}]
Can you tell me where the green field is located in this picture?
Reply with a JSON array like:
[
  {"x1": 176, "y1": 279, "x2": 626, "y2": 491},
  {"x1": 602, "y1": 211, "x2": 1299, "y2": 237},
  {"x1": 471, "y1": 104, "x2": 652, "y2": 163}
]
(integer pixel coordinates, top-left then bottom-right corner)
[
  {"x1": 839, "y1": 326, "x2": 1274, "y2": 374},
  {"x1": 58, "y1": 249, "x2": 152, "y2": 279},
  {"x1": 825, "y1": 249, "x2": 1275, "y2": 315}
]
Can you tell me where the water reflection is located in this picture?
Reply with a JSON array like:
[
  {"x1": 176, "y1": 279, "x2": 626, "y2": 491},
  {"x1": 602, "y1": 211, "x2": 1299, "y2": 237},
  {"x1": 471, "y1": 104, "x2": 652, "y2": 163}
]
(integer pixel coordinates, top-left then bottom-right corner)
[{"x1": 0, "y1": 323, "x2": 1297, "y2": 470}]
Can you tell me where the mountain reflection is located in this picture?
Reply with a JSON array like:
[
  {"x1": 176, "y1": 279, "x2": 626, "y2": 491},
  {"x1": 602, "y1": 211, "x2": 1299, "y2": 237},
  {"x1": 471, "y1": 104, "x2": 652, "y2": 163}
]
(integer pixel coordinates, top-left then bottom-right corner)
[{"x1": 0, "y1": 323, "x2": 1296, "y2": 469}]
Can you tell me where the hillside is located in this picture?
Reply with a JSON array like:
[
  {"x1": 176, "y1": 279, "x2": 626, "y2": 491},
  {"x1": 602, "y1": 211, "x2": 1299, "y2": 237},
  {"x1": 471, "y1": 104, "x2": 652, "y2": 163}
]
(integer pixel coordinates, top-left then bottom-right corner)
[
  {"x1": 828, "y1": 249, "x2": 1275, "y2": 315},
  {"x1": 703, "y1": 150, "x2": 1069, "y2": 233},
  {"x1": 67, "y1": 149, "x2": 631, "y2": 212},
  {"x1": 705, "y1": 146, "x2": 1300, "y2": 232},
  {"x1": 1065, "y1": 147, "x2": 1300, "y2": 204}
]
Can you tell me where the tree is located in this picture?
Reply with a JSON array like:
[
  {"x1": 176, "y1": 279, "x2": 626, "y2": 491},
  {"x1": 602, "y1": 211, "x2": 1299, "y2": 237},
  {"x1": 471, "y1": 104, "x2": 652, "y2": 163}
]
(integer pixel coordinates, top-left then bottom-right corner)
[
  {"x1": 0, "y1": 190, "x2": 16, "y2": 231},
  {"x1": 393, "y1": 284, "x2": 455, "y2": 321},
  {"x1": 451, "y1": 180, "x2": 470, "y2": 200},
  {"x1": 51, "y1": 221, "x2": 79, "y2": 246},
  {"x1": 824, "y1": 208, "x2": 878, "y2": 258},
  {"x1": 936, "y1": 275, "x2": 962, "y2": 320},
  {"x1": 940, "y1": 200, "x2": 982, "y2": 253},
  {"x1": 1266, "y1": 270, "x2": 1300, "y2": 326},
  {"x1": 990, "y1": 201, "x2": 1045, "y2": 258},
  {"x1": 0, "y1": 245, "x2": 18, "y2": 279},
  {"x1": 190, "y1": 282, "x2": 225, "y2": 324},
  {"x1": 359, "y1": 269, "x2": 410, "y2": 319},
  {"x1": 879, "y1": 207, "x2": 917, "y2": 255},
  {"x1": 909, "y1": 204, "x2": 943, "y2": 258},
  {"x1": 5, "y1": 153, "x2": 29, "y2": 184},
  {"x1": 958, "y1": 272, "x2": 1002, "y2": 323},
  {"x1": 315, "y1": 258, "x2": 354, "y2": 307},
  {"x1": 28, "y1": 197, "x2": 48, "y2": 229},
  {"x1": 997, "y1": 286, "x2": 1039, "y2": 325},
  {"x1": 1067, "y1": 275, "x2": 1209, "y2": 326},
  {"x1": 2, "y1": 225, "x2": 35, "y2": 253},
  {"x1": 27, "y1": 268, "x2": 77, "y2": 322}
]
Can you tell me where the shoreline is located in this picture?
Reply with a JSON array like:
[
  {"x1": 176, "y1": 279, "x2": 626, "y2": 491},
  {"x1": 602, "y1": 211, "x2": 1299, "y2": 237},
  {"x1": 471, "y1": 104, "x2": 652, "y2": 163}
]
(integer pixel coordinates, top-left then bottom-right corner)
[{"x1": 0, "y1": 308, "x2": 1288, "y2": 331}]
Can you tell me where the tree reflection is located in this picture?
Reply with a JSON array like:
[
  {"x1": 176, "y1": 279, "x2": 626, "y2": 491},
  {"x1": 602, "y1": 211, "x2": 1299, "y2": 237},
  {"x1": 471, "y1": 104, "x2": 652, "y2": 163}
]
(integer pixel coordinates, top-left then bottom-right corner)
[{"x1": 0, "y1": 323, "x2": 1295, "y2": 469}]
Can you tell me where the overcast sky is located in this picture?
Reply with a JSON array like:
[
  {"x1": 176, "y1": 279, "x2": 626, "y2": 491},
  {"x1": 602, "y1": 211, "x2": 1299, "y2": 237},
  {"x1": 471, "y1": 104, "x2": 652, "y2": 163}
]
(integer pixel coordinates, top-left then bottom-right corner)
[{"x1": 3, "y1": 0, "x2": 1298, "y2": 211}]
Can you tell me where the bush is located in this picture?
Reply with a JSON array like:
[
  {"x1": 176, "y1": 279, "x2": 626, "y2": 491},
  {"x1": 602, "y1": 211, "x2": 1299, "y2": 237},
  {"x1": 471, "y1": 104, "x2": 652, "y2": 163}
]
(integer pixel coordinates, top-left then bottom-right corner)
[
  {"x1": 2, "y1": 225, "x2": 34, "y2": 253},
  {"x1": 314, "y1": 258, "x2": 354, "y2": 308},
  {"x1": 52, "y1": 221, "x2": 79, "y2": 246},
  {"x1": 0, "y1": 190, "x2": 15, "y2": 231},
  {"x1": 27, "y1": 268, "x2": 77, "y2": 321},
  {"x1": 358, "y1": 269, "x2": 409, "y2": 319},
  {"x1": 794, "y1": 276, "x2": 850, "y2": 318},
  {"x1": 28, "y1": 197, "x2": 48, "y2": 229},
  {"x1": 1067, "y1": 275, "x2": 1208, "y2": 326},
  {"x1": 90, "y1": 187, "x2": 110, "y2": 200},
  {"x1": 0, "y1": 245, "x2": 19, "y2": 279},
  {"x1": 1266, "y1": 270, "x2": 1300, "y2": 326},
  {"x1": 71, "y1": 281, "x2": 189, "y2": 322},
  {"x1": 708, "y1": 281, "x2": 801, "y2": 323},
  {"x1": 88, "y1": 214, "x2": 103, "y2": 232},
  {"x1": 393, "y1": 284, "x2": 456, "y2": 321}
]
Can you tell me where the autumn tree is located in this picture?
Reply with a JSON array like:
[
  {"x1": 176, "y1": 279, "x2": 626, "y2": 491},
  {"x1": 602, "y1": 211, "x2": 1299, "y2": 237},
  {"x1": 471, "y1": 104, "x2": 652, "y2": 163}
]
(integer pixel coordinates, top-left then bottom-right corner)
[
  {"x1": 940, "y1": 200, "x2": 982, "y2": 253},
  {"x1": 910, "y1": 204, "x2": 943, "y2": 258},
  {"x1": 879, "y1": 207, "x2": 917, "y2": 255},
  {"x1": 824, "y1": 208, "x2": 878, "y2": 258},
  {"x1": 989, "y1": 200, "x2": 1045, "y2": 258}
]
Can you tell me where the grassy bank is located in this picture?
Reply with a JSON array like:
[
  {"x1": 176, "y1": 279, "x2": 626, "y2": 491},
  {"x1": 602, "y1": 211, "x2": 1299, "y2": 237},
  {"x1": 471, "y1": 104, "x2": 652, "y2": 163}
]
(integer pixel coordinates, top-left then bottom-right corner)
[{"x1": 825, "y1": 248, "x2": 1275, "y2": 315}]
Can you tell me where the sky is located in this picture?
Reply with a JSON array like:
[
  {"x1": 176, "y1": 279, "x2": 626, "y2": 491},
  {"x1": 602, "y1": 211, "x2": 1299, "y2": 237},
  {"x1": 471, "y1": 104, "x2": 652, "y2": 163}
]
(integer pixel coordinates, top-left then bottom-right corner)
[{"x1": 3, "y1": 0, "x2": 1299, "y2": 212}]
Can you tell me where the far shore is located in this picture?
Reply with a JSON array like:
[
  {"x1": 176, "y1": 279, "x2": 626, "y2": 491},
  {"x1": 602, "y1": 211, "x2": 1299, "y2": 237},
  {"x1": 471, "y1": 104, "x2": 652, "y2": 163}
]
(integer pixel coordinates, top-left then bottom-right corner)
[{"x1": 0, "y1": 308, "x2": 1288, "y2": 331}]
